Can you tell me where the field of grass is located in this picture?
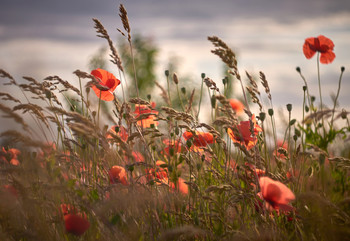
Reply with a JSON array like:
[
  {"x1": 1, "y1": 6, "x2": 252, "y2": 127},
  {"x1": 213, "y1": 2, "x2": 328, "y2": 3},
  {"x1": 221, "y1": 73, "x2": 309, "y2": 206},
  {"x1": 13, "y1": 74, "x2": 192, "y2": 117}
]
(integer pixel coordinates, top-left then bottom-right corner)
[{"x1": 0, "y1": 4, "x2": 349, "y2": 241}]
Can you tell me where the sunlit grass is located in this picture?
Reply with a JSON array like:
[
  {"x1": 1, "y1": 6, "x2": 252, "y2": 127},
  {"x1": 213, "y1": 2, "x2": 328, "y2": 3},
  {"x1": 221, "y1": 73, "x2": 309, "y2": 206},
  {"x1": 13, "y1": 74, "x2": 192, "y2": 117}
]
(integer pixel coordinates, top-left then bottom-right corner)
[{"x1": 0, "y1": 4, "x2": 349, "y2": 241}]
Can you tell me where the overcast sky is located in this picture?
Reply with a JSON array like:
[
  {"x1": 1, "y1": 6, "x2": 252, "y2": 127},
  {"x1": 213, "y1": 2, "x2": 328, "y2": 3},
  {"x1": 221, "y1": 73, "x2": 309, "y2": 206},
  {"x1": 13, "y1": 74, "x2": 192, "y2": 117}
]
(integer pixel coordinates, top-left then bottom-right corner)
[{"x1": 0, "y1": 0, "x2": 350, "y2": 125}]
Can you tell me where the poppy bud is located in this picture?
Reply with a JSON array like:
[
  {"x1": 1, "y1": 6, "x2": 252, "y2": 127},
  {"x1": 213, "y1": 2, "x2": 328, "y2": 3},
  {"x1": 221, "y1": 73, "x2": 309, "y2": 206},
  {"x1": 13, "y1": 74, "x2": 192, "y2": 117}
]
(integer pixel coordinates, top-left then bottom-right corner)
[
  {"x1": 127, "y1": 165, "x2": 134, "y2": 172},
  {"x1": 311, "y1": 96, "x2": 316, "y2": 102},
  {"x1": 165, "y1": 70, "x2": 169, "y2": 77},
  {"x1": 222, "y1": 78, "x2": 227, "y2": 85},
  {"x1": 147, "y1": 94, "x2": 151, "y2": 101},
  {"x1": 289, "y1": 119, "x2": 296, "y2": 126},
  {"x1": 85, "y1": 87, "x2": 90, "y2": 94},
  {"x1": 305, "y1": 105, "x2": 309, "y2": 112},
  {"x1": 296, "y1": 67, "x2": 301, "y2": 73},
  {"x1": 295, "y1": 128, "x2": 301, "y2": 137},
  {"x1": 286, "y1": 104, "x2": 292, "y2": 112},
  {"x1": 259, "y1": 112, "x2": 266, "y2": 122},
  {"x1": 211, "y1": 95, "x2": 216, "y2": 108},
  {"x1": 268, "y1": 108, "x2": 274, "y2": 116},
  {"x1": 175, "y1": 127, "x2": 180, "y2": 135},
  {"x1": 186, "y1": 140, "x2": 192, "y2": 148},
  {"x1": 293, "y1": 134, "x2": 298, "y2": 141},
  {"x1": 341, "y1": 109, "x2": 347, "y2": 119},
  {"x1": 181, "y1": 87, "x2": 186, "y2": 95},
  {"x1": 173, "y1": 73, "x2": 179, "y2": 85},
  {"x1": 201, "y1": 73, "x2": 206, "y2": 79},
  {"x1": 341, "y1": 66, "x2": 345, "y2": 72},
  {"x1": 45, "y1": 90, "x2": 51, "y2": 99},
  {"x1": 302, "y1": 86, "x2": 307, "y2": 92}
]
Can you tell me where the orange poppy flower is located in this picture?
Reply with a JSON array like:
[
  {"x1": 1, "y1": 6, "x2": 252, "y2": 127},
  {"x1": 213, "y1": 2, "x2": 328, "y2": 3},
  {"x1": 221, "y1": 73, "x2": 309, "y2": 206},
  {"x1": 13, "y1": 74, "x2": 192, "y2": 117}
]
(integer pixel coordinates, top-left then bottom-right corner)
[
  {"x1": 133, "y1": 102, "x2": 159, "y2": 128},
  {"x1": 229, "y1": 99, "x2": 244, "y2": 115},
  {"x1": 303, "y1": 35, "x2": 335, "y2": 64},
  {"x1": 175, "y1": 177, "x2": 188, "y2": 195},
  {"x1": 91, "y1": 68, "x2": 120, "y2": 101},
  {"x1": 108, "y1": 165, "x2": 128, "y2": 185},
  {"x1": 259, "y1": 176, "x2": 295, "y2": 212},
  {"x1": 183, "y1": 131, "x2": 214, "y2": 147},
  {"x1": 227, "y1": 115, "x2": 262, "y2": 150},
  {"x1": 106, "y1": 125, "x2": 128, "y2": 142}
]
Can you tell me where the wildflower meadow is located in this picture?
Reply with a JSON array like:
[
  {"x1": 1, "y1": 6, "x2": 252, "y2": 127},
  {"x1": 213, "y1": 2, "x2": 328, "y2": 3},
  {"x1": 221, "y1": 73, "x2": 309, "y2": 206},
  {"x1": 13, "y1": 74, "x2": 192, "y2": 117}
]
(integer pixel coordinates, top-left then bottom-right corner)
[{"x1": 0, "y1": 3, "x2": 349, "y2": 241}]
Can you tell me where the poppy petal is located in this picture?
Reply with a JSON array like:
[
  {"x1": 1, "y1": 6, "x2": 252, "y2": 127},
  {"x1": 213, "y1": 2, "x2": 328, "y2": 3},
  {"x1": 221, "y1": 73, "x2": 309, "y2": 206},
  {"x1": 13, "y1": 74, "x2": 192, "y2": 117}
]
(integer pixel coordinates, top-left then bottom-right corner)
[
  {"x1": 303, "y1": 38, "x2": 316, "y2": 59},
  {"x1": 320, "y1": 50, "x2": 336, "y2": 64},
  {"x1": 318, "y1": 35, "x2": 334, "y2": 50}
]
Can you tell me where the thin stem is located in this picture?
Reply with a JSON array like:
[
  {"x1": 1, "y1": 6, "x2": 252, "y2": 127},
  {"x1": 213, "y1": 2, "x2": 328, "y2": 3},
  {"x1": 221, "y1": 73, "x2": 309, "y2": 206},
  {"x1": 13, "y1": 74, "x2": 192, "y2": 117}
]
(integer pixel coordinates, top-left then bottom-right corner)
[
  {"x1": 330, "y1": 68, "x2": 345, "y2": 129},
  {"x1": 176, "y1": 84, "x2": 185, "y2": 111},
  {"x1": 78, "y1": 77, "x2": 84, "y2": 116},
  {"x1": 301, "y1": 89, "x2": 306, "y2": 152},
  {"x1": 197, "y1": 75, "x2": 205, "y2": 120},
  {"x1": 317, "y1": 53, "x2": 325, "y2": 136},
  {"x1": 97, "y1": 92, "x2": 102, "y2": 126},
  {"x1": 166, "y1": 74, "x2": 172, "y2": 107},
  {"x1": 129, "y1": 41, "x2": 139, "y2": 98}
]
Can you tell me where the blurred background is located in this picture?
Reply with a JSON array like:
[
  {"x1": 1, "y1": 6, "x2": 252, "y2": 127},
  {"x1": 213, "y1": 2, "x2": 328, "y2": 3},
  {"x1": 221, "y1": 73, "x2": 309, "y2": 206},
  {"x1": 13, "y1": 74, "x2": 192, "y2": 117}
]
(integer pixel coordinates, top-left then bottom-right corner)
[{"x1": 0, "y1": 0, "x2": 349, "y2": 127}]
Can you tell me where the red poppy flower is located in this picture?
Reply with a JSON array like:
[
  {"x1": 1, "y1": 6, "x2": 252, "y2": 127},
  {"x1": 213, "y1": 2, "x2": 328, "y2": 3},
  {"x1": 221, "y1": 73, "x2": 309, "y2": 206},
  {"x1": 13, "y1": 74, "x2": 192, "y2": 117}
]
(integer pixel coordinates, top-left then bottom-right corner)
[
  {"x1": 3, "y1": 185, "x2": 18, "y2": 198},
  {"x1": 133, "y1": 102, "x2": 159, "y2": 128},
  {"x1": 229, "y1": 99, "x2": 244, "y2": 115},
  {"x1": 64, "y1": 214, "x2": 90, "y2": 236},
  {"x1": 303, "y1": 35, "x2": 335, "y2": 64},
  {"x1": 132, "y1": 151, "x2": 145, "y2": 163},
  {"x1": 106, "y1": 125, "x2": 128, "y2": 143},
  {"x1": 168, "y1": 177, "x2": 189, "y2": 195},
  {"x1": 108, "y1": 165, "x2": 128, "y2": 185},
  {"x1": 60, "y1": 204, "x2": 90, "y2": 236},
  {"x1": 183, "y1": 131, "x2": 214, "y2": 147},
  {"x1": 227, "y1": 115, "x2": 262, "y2": 150},
  {"x1": 274, "y1": 140, "x2": 288, "y2": 159},
  {"x1": 0, "y1": 147, "x2": 21, "y2": 165},
  {"x1": 91, "y1": 68, "x2": 120, "y2": 101},
  {"x1": 163, "y1": 139, "x2": 182, "y2": 156},
  {"x1": 259, "y1": 176, "x2": 295, "y2": 212},
  {"x1": 146, "y1": 160, "x2": 169, "y2": 184},
  {"x1": 245, "y1": 162, "x2": 265, "y2": 178}
]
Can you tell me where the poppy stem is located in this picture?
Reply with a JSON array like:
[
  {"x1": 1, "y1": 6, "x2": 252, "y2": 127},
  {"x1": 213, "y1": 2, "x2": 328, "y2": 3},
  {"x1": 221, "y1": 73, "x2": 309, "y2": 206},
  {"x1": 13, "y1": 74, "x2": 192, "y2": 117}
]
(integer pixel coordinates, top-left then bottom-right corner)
[
  {"x1": 97, "y1": 92, "x2": 102, "y2": 126},
  {"x1": 316, "y1": 53, "x2": 325, "y2": 136},
  {"x1": 176, "y1": 84, "x2": 185, "y2": 111},
  {"x1": 330, "y1": 67, "x2": 345, "y2": 130},
  {"x1": 197, "y1": 74, "x2": 205, "y2": 120},
  {"x1": 78, "y1": 77, "x2": 84, "y2": 116},
  {"x1": 129, "y1": 42, "x2": 140, "y2": 98},
  {"x1": 166, "y1": 74, "x2": 172, "y2": 107}
]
